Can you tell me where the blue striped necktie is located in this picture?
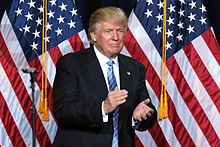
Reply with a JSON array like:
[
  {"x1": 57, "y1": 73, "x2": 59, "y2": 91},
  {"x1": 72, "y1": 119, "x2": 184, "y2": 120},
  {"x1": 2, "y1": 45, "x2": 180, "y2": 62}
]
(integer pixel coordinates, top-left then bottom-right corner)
[{"x1": 107, "y1": 60, "x2": 119, "y2": 147}]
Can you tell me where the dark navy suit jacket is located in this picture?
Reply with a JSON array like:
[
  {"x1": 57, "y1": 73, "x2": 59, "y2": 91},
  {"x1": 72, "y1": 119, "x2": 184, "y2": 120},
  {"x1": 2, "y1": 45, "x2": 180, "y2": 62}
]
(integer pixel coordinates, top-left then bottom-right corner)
[{"x1": 52, "y1": 47, "x2": 157, "y2": 147}]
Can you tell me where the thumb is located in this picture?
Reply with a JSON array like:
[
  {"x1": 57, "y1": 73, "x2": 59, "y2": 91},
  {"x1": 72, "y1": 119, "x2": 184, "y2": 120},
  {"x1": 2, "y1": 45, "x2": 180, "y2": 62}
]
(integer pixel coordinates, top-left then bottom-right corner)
[{"x1": 143, "y1": 98, "x2": 150, "y2": 105}]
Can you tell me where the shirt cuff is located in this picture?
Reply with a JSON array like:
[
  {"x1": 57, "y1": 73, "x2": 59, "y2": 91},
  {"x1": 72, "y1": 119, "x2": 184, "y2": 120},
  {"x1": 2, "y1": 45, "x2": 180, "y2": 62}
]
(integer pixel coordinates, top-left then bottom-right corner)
[
  {"x1": 102, "y1": 101, "x2": 108, "y2": 122},
  {"x1": 132, "y1": 117, "x2": 136, "y2": 127},
  {"x1": 132, "y1": 117, "x2": 141, "y2": 130}
]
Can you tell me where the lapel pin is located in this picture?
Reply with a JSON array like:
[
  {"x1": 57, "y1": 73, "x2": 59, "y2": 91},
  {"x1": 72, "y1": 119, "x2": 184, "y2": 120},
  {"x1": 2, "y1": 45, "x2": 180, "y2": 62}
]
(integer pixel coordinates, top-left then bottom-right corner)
[{"x1": 127, "y1": 71, "x2": 131, "y2": 75}]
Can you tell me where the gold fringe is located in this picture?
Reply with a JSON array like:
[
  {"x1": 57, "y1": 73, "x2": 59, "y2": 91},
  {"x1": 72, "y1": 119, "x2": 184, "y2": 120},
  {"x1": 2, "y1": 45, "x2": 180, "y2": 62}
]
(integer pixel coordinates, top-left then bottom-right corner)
[
  {"x1": 38, "y1": 90, "x2": 45, "y2": 113},
  {"x1": 42, "y1": 97, "x2": 49, "y2": 121},
  {"x1": 159, "y1": 93, "x2": 168, "y2": 119}
]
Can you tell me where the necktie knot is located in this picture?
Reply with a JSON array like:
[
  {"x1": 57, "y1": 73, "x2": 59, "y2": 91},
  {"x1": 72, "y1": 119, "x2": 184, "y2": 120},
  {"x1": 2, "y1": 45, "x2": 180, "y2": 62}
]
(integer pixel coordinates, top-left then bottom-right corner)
[
  {"x1": 107, "y1": 60, "x2": 114, "y2": 66},
  {"x1": 107, "y1": 60, "x2": 117, "y2": 91}
]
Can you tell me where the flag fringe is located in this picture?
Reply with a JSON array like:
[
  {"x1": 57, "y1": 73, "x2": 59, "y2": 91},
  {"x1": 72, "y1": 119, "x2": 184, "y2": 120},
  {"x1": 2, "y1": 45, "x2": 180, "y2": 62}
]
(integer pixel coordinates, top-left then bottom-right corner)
[{"x1": 38, "y1": 90, "x2": 45, "y2": 113}]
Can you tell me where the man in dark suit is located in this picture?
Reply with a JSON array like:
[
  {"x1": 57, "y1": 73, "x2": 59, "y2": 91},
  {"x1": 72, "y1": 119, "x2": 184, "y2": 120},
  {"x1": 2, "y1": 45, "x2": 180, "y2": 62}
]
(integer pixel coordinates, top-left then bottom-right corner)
[{"x1": 53, "y1": 7, "x2": 157, "y2": 147}]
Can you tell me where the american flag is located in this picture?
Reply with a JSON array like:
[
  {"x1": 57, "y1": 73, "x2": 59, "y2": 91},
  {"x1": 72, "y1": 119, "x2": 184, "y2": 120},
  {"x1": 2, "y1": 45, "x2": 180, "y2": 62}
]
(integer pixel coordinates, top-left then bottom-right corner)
[
  {"x1": 0, "y1": 0, "x2": 89, "y2": 146},
  {"x1": 123, "y1": 0, "x2": 220, "y2": 146},
  {"x1": 1, "y1": 0, "x2": 220, "y2": 147}
]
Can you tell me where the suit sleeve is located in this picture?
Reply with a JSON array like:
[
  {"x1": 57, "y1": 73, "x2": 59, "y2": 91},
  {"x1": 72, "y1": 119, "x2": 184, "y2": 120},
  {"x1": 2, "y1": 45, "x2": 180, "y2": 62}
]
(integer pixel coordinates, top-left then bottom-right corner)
[
  {"x1": 53, "y1": 56, "x2": 103, "y2": 128},
  {"x1": 133, "y1": 63, "x2": 157, "y2": 131}
]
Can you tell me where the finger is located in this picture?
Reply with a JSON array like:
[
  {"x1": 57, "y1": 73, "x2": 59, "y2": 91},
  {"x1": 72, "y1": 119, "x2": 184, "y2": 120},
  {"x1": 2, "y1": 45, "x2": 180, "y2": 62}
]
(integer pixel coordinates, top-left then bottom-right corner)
[
  {"x1": 142, "y1": 113, "x2": 148, "y2": 120},
  {"x1": 110, "y1": 91, "x2": 128, "y2": 102},
  {"x1": 143, "y1": 99, "x2": 150, "y2": 105},
  {"x1": 150, "y1": 108, "x2": 154, "y2": 113},
  {"x1": 140, "y1": 113, "x2": 147, "y2": 119},
  {"x1": 114, "y1": 86, "x2": 119, "y2": 91},
  {"x1": 145, "y1": 108, "x2": 154, "y2": 117},
  {"x1": 135, "y1": 115, "x2": 142, "y2": 122},
  {"x1": 146, "y1": 112, "x2": 152, "y2": 117},
  {"x1": 115, "y1": 94, "x2": 127, "y2": 104},
  {"x1": 116, "y1": 98, "x2": 126, "y2": 106},
  {"x1": 110, "y1": 89, "x2": 128, "y2": 96}
]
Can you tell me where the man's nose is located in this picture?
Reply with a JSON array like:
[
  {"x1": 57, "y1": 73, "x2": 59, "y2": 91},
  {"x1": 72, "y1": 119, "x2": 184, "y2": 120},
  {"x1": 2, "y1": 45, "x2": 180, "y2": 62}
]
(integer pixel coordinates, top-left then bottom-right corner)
[{"x1": 111, "y1": 31, "x2": 119, "y2": 40}]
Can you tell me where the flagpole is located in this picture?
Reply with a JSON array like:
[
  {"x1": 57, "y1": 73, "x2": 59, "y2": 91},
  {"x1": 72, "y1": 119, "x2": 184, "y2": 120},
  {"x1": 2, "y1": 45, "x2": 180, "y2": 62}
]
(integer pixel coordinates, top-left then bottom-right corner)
[
  {"x1": 30, "y1": 71, "x2": 37, "y2": 147},
  {"x1": 22, "y1": 68, "x2": 37, "y2": 147}
]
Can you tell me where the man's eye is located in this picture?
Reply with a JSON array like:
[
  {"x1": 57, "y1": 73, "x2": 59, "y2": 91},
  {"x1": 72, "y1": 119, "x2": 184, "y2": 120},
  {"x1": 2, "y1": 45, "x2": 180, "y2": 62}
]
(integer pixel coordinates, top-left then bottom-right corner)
[
  {"x1": 118, "y1": 30, "x2": 124, "y2": 33},
  {"x1": 105, "y1": 30, "x2": 112, "y2": 33}
]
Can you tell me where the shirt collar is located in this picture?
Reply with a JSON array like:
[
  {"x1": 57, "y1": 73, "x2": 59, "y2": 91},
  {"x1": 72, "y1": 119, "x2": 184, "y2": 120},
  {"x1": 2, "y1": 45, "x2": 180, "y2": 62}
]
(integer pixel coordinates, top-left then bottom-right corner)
[{"x1": 93, "y1": 45, "x2": 119, "y2": 67}]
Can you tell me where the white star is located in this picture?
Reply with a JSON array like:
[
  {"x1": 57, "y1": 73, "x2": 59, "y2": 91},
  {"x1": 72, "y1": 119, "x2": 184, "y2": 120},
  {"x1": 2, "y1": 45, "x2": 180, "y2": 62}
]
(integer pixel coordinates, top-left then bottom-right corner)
[
  {"x1": 144, "y1": 9, "x2": 153, "y2": 18},
  {"x1": 46, "y1": 23, "x2": 52, "y2": 30},
  {"x1": 177, "y1": 21, "x2": 184, "y2": 29},
  {"x1": 25, "y1": 12, "x2": 33, "y2": 21},
  {"x1": 36, "y1": 17, "x2": 42, "y2": 26},
  {"x1": 178, "y1": 9, "x2": 184, "y2": 17},
  {"x1": 166, "y1": 42, "x2": 172, "y2": 50},
  {"x1": 154, "y1": 25, "x2": 162, "y2": 34},
  {"x1": 38, "y1": 5, "x2": 43, "y2": 13},
  {"x1": 32, "y1": 30, "x2": 40, "y2": 38},
  {"x1": 176, "y1": 34, "x2": 183, "y2": 41},
  {"x1": 188, "y1": 13, "x2": 196, "y2": 21},
  {"x1": 168, "y1": 4, "x2": 175, "y2": 13},
  {"x1": 178, "y1": 0, "x2": 185, "y2": 4},
  {"x1": 47, "y1": 10, "x2": 55, "y2": 18},
  {"x1": 44, "y1": 36, "x2": 50, "y2": 43},
  {"x1": 146, "y1": 0, "x2": 153, "y2": 6},
  {"x1": 55, "y1": 28, "x2": 63, "y2": 36},
  {"x1": 200, "y1": 5, "x2": 206, "y2": 13},
  {"x1": 157, "y1": 1, "x2": 164, "y2": 9},
  {"x1": 23, "y1": 25, "x2": 31, "y2": 33},
  {"x1": 68, "y1": 20, "x2": 76, "y2": 29},
  {"x1": 59, "y1": 3, "x2": 67, "y2": 11},
  {"x1": 15, "y1": 8, "x2": 22, "y2": 16},
  {"x1": 31, "y1": 42, "x2": 38, "y2": 50},
  {"x1": 189, "y1": 1, "x2": 196, "y2": 9},
  {"x1": 199, "y1": 16, "x2": 207, "y2": 25},
  {"x1": 57, "y1": 15, "x2": 65, "y2": 24},
  {"x1": 50, "y1": 0, "x2": 57, "y2": 6},
  {"x1": 187, "y1": 25, "x2": 195, "y2": 34},
  {"x1": 167, "y1": 17, "x2": 174, "y2": 25},
  {"x1": 28, "y1": 0, "x2": 36, "y2": 8},
  {"x1": 70, "y1": 8, "x2": 77, "y2": 16},
  {"x1": 166, "y1": 29, "x2": 173, "y2": 38},
  {"x1": 19, "y1": 0, "x2": 24, "y2": 3},
  {"x1": 156, "y1": 14, "x2": 163, "y2": 22}
]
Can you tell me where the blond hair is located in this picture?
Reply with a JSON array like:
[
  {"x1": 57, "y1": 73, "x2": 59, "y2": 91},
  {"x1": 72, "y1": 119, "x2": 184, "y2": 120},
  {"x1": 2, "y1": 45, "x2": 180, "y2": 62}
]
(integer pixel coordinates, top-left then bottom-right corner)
[{"x1": 88, "y1": 7, "x2": 128, "y2": 39}]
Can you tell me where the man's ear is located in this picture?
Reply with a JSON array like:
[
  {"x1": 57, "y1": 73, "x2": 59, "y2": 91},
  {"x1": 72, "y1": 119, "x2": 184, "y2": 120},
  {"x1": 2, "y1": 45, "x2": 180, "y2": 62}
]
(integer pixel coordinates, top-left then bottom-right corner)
[{"x1": 89, "y1": 32, "x2": 97, "y2": 42}]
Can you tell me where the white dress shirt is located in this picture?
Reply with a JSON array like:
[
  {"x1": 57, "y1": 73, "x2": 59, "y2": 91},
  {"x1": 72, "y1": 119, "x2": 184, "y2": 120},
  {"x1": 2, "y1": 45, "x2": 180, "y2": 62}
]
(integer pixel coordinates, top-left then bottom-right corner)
[{"x1": 93, "y1": 45, "x2": 120, "y2": 122}]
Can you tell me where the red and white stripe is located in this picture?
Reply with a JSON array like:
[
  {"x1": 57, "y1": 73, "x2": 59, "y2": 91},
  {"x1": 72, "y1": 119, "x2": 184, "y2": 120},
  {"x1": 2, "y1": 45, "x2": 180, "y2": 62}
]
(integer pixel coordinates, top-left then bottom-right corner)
[
  {"x1": 0, "y1": 11, "x2": 89, "y2": 146},
  {"x1": 124, "y1": 10, "x2": 220, "y2": 147}
]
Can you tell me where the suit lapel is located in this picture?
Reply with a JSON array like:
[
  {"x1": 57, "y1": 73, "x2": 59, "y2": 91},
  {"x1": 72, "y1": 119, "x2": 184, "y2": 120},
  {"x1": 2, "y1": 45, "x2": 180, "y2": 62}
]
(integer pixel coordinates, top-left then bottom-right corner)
[
  {"x1": 84, "y1": 48, "x2": 108, "y2": 100},
  {"x1": 118, "y1": 54, "x2": 133, "y2": 132}
]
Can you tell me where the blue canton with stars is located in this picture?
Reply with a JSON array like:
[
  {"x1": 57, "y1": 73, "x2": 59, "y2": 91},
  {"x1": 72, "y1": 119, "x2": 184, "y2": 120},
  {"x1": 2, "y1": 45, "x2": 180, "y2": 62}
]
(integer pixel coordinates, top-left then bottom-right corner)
[
  {"x1": 134, "y1": 0, "x2": 210, "y2": 59},
  {"x1": 7, "y1": 0, "x2": 84, "y2": 61}
]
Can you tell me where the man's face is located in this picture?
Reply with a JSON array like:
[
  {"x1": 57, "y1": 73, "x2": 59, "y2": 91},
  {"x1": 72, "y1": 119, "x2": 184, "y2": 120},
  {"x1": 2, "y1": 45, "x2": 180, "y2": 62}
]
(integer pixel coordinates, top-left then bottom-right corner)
[{"x1": 90, "y1": 20, "x2": 126, "y2": 58}]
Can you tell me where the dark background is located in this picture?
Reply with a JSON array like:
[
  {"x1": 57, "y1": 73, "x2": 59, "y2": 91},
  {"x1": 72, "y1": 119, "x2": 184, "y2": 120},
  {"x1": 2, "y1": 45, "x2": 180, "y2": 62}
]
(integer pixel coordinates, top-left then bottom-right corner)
[{"x1": 1, "y1": 0, "x2": 219, "y2": 44}]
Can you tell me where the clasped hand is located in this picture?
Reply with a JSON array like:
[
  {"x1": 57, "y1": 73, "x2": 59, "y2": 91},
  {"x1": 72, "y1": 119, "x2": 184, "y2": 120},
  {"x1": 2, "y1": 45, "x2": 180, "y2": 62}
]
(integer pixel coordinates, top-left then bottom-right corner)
[
  {"x1": 132, "y1": 99, "x2": 154, "y2": 121},
  {"x1": 103, "y1": 87, "x2": 128, "y2": 114}
]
